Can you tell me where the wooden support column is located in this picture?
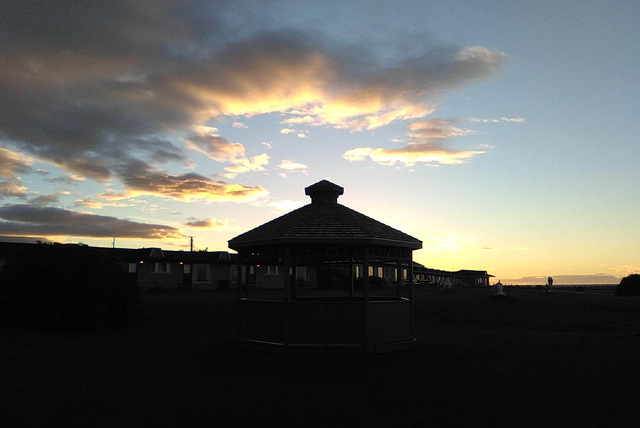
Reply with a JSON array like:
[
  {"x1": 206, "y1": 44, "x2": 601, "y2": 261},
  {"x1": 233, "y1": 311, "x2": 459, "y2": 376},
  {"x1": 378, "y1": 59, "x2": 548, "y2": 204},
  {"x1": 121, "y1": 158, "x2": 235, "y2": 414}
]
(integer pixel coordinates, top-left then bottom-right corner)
[
  {"x1": 363, "y1": 245, "x2": 371, "y2": 348},
  {"x1": 291, "y1": 257, "x2": 297, "y2": 300},
  {"x1": 408, "y1": 251, "x2": 415, "y2": 340},
  {"x1": 283, "y1": 245, "x2": 292, "y2": 302},
  {"x1": 349, "y1": 257, "x2": 355, "y2": 298},
  {"x1": 396, "y1": 260, "x2": 402, "y2": 299},
  {"x1": 236, "y1": 255, "x2": 243, "y2": 300},
  {"x1": 244, "y1": 263, "x2": 250, "y2": 299}
]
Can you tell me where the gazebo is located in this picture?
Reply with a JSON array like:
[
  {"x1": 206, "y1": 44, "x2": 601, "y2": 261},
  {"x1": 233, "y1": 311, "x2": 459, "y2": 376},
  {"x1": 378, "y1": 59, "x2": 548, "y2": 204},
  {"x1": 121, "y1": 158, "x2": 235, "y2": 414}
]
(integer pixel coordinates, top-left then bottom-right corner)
[{"x1": 228, "y1": 180, "x2": 423, "y2": 353}]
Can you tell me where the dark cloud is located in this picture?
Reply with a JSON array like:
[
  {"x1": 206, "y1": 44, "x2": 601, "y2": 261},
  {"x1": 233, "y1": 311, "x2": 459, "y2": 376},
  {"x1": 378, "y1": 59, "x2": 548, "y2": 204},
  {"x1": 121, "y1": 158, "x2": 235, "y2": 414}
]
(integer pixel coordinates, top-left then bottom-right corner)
[
  {"x1": 0, "y1": 0, "x2": 504, "y2": 194},
  {"x1": 29, "y1": 194, "x2": 60, "y2": 205},
  {"x1": 0, "y1": 204, "x2": 183, "y2": 240},
  {"x1": 184, "y1": 218, "x2": 227, "y2": 229},
  {"x1": 115, "y1": 160, "x2": 267, "y2": 201}
]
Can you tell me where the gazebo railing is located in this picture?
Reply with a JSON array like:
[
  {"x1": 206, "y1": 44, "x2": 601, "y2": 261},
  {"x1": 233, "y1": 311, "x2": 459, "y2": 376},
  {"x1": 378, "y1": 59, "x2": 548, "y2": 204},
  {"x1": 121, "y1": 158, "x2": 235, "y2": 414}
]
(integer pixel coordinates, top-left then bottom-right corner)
[{"x1": 237, "y1": 297, "x2": 413, "y2": 350}]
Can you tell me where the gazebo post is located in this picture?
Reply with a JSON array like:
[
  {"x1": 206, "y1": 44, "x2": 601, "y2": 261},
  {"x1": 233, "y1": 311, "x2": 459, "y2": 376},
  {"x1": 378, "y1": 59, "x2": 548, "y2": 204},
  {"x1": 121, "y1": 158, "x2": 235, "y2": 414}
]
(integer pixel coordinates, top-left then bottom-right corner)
[
  {"x1": 291, "y1": 256, "x2": 297, "y2": 300},
  {"x1": 396, "y1": 260, "x2": 402, "y2": 299},
  {"x1": 244, "y1": 263, "x2": 250, "y2": 299},
  {"x1": 363, "y1": 245, "x2": 371, "y2": 348},
  {"x1": 283, "y1": 245, "x2": 292, "y2": 302},
  {"x1": 408, "y1": 253, "x2": 415, "y2": 340},
  {"x1": 349, "y1": 257, "x2": 355, "y2": 298},
  {"x1": 236, "y1": 255, "x2": 243, "y2": 299}
]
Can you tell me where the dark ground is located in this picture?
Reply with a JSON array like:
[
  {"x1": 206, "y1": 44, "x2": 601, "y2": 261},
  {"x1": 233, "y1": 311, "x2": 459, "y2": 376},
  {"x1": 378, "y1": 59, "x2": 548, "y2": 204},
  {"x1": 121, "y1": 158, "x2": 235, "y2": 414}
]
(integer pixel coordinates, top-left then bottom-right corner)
[{"x1": 2, "y1": 287, "x2": 639, "y2": 427}]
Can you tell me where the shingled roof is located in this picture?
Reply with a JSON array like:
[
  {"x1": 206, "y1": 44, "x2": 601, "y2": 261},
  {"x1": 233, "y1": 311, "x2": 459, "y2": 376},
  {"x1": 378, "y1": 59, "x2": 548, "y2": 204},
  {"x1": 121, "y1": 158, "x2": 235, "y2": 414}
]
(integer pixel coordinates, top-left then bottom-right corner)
[{"x1": 228, "y1": 180, "x2": 422, "y2": 249}]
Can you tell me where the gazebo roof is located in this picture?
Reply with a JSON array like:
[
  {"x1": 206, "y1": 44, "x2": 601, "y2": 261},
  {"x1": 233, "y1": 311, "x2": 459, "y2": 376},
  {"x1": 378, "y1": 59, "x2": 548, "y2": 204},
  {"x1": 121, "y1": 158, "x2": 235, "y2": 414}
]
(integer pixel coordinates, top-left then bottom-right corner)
[{"x1": 228, "y1": 180, "x2": 422, "y2": 249}]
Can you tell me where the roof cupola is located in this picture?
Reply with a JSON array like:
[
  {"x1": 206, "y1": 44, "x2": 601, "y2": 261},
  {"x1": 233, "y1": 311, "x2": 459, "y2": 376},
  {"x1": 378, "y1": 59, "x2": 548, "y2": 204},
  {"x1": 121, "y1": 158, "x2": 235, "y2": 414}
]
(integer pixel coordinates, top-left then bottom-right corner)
[{"x1": 304, "y1": 180, "x2": 344, "y2": 204}]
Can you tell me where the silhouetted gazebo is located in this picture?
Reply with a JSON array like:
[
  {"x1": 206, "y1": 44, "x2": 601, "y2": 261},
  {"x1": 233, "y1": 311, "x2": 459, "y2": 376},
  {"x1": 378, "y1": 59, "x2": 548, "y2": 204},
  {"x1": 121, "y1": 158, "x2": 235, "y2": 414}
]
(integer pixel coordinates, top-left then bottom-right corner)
[{"x1": 229, "y1": 180, "x2": 422, "y2": 353}]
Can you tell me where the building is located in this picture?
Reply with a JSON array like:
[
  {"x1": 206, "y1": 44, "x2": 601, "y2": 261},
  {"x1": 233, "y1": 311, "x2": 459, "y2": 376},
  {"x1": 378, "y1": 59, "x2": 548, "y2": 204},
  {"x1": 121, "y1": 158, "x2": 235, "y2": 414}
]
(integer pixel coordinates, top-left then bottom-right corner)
[
  {"x1": 0, "y1": 241, "x2": 236, "y2": 291},
  {"x1": 413, "y1": 263, "x2": 493, "y2": 287}
]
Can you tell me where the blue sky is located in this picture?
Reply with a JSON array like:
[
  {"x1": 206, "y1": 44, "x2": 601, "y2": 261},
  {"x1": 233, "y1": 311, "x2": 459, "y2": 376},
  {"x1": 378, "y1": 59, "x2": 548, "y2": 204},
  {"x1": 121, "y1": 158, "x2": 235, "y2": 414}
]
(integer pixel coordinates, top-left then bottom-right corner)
[{"x1": 1, "y1": 0, "x2": 638, "y2": 284}]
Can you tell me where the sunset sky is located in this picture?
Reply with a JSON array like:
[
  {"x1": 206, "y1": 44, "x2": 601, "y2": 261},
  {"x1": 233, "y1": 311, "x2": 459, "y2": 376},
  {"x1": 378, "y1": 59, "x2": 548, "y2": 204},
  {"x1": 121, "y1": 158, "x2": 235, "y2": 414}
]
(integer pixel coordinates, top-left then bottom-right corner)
[{"x1": 1, "y1": 0, "x2": 638, "y2": 284}]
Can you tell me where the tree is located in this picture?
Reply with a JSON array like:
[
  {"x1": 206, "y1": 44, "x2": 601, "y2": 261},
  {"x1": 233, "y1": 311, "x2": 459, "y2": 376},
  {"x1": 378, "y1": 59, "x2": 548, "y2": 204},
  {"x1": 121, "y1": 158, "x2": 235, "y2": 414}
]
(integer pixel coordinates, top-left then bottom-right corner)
[
  {"x1": 0, "y1": 243, "x2": 141, "y2": 330},
  {"x1": 616, "y1": 274, "x2": 640, "y2": 296}
]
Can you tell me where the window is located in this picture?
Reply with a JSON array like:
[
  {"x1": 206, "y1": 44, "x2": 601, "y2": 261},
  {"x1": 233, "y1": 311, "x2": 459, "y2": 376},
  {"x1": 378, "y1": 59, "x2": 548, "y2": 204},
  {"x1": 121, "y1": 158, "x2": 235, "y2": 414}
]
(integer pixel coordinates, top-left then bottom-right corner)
[
  {"x1": 266, "y1": 265, "x2": 279, "y2": 275},
  {"x1": 193, "y1": 264, "x2": 210, "y2": 282},
  {"x1": 377, "y1": 266, "x2": 383, "y2": 278},
  {"x1": 128, "y1": 263, "x2": 137, "y2": 273},
  {"x1": 183, "y1": 264, "x2": 191, "y2": 274},
  {"x1": 295, "y1": 266, "x2": 307, "y2": 281},
  {"x1": 152, "y1": 262, "x2": 170, "y2": 273}
]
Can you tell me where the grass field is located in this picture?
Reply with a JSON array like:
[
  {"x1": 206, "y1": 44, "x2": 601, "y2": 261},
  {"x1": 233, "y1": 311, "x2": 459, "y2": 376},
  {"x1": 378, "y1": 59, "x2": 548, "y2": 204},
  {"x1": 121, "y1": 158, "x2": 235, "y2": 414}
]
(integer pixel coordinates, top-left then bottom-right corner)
[{"x1": 2, "y1": 287, "x2": 639, "y2": 427}]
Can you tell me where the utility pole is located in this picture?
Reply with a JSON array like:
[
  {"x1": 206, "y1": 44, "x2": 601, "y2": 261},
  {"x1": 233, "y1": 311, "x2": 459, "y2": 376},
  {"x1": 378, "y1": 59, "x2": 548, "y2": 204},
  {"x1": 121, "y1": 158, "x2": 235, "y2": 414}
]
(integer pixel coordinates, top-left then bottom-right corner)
[
  {"x1": 112, "y1": 237, "x2": 115, "y2": 248},
  {"x1": 190, "y1": 236, "x2": 193, "y2": 252}
]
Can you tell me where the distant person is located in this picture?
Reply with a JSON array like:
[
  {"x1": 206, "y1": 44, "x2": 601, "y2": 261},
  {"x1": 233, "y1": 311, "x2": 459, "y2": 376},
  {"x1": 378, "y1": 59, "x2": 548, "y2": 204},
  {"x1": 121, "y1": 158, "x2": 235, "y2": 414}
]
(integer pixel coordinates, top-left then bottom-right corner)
[{"x1": 547, "y1": 277, "x2": 553, "y2": 293}]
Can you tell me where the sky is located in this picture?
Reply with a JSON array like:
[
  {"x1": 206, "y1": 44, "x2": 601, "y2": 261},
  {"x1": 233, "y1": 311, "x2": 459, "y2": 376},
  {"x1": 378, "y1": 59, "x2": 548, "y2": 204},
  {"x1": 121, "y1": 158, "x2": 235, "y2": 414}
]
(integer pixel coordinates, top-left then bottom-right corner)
[{"x1": 1, "y1": 0, "x2": 638, "y2": 284}]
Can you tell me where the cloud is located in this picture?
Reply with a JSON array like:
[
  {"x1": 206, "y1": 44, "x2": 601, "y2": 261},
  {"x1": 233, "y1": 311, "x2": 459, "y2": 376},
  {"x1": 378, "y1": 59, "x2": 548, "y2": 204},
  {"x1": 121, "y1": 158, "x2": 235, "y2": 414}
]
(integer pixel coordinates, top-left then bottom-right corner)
[
  {"x1": 75, "y1": 199, "x2": 105, "y2": 209},
  {"x1": 0, "y1": 1, "x2": 505, "y2": 197},
  {"x1": 187, "y1": 131, "x2": 269, "y2": 176},
  {"x1": 278, "y1": 159, "x2": 308, "y2": 171},
  {"x1": 0, "y1": 205, "x2": 183, "y2": 240},
  {"x1": 115, "y1": 160, "x2": 268, "y2": 202},
  {"x1": 0, "y1": 147, "x2": 33, "y2": 178},
  {"x1": 281, "y1": 115, "x2": 322, "y2": 126},
  {"x1": 342, "y1": 118, "x2": 485, "y2": 167},
  {"x1": 232, "y1": 121, "x2": 248, "y2": 129},
  {"x1": 280, "y1": 128, "x2": 295, "y2": 134},
  {"x1": 45, "y1": 174, "x2": 86, "y2": 184},
  {"x1": 468, "y1": 117, "x2": 525, "y2": 123},
  {"x1": 501, "y1": 274, "x2": 621, "y2": 285},
  {"x1": 188, "y1": 133, "x2": 246, "y2": 162},
  {"x1": 29, "y1": 194, "x2": 60, "y2": 205},
  {"x1": 184, "y1": 218, "x2": 228, "y2": 229},
  {"x1": 0, "y1": 181, "x2": 28, "y2": 197}
]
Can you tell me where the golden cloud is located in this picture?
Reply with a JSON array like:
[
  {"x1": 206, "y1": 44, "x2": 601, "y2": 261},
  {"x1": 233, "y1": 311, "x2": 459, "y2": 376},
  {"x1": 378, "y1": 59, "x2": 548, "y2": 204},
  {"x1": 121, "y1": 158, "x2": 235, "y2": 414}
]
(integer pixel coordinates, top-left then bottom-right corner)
[
  {"x1": 0, "y1": 147, "x2": 33, "y2": 178},
  {"x1": 342, "y1": 118, "x2": 486, "y2": 166}
]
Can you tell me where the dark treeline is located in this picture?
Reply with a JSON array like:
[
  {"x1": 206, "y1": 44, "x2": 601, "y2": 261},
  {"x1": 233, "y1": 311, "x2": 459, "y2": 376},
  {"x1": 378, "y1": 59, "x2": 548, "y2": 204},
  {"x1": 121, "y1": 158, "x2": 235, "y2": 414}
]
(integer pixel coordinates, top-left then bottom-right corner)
[{"x1": 0, "y1": 243, "x2": 141, "y2": 330}]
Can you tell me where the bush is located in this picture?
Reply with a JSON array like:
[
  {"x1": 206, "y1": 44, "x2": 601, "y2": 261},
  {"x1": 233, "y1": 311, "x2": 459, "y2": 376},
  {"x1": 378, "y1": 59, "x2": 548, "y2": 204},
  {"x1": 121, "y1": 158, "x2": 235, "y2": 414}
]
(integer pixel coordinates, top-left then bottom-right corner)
[
  {"x1": 0, "y1": 244, "x2": 141, "y2": 330},
  {"x1": 616, "y1": 274, "x2": 640, "y2": 296}
]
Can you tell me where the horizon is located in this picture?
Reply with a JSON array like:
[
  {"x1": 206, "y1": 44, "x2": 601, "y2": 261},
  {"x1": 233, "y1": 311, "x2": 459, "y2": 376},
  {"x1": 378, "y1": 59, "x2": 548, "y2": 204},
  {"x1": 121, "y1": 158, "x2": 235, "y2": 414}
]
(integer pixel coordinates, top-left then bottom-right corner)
[{"x1": 1, "y1": 1, "x2": 639, "y2": 282}]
